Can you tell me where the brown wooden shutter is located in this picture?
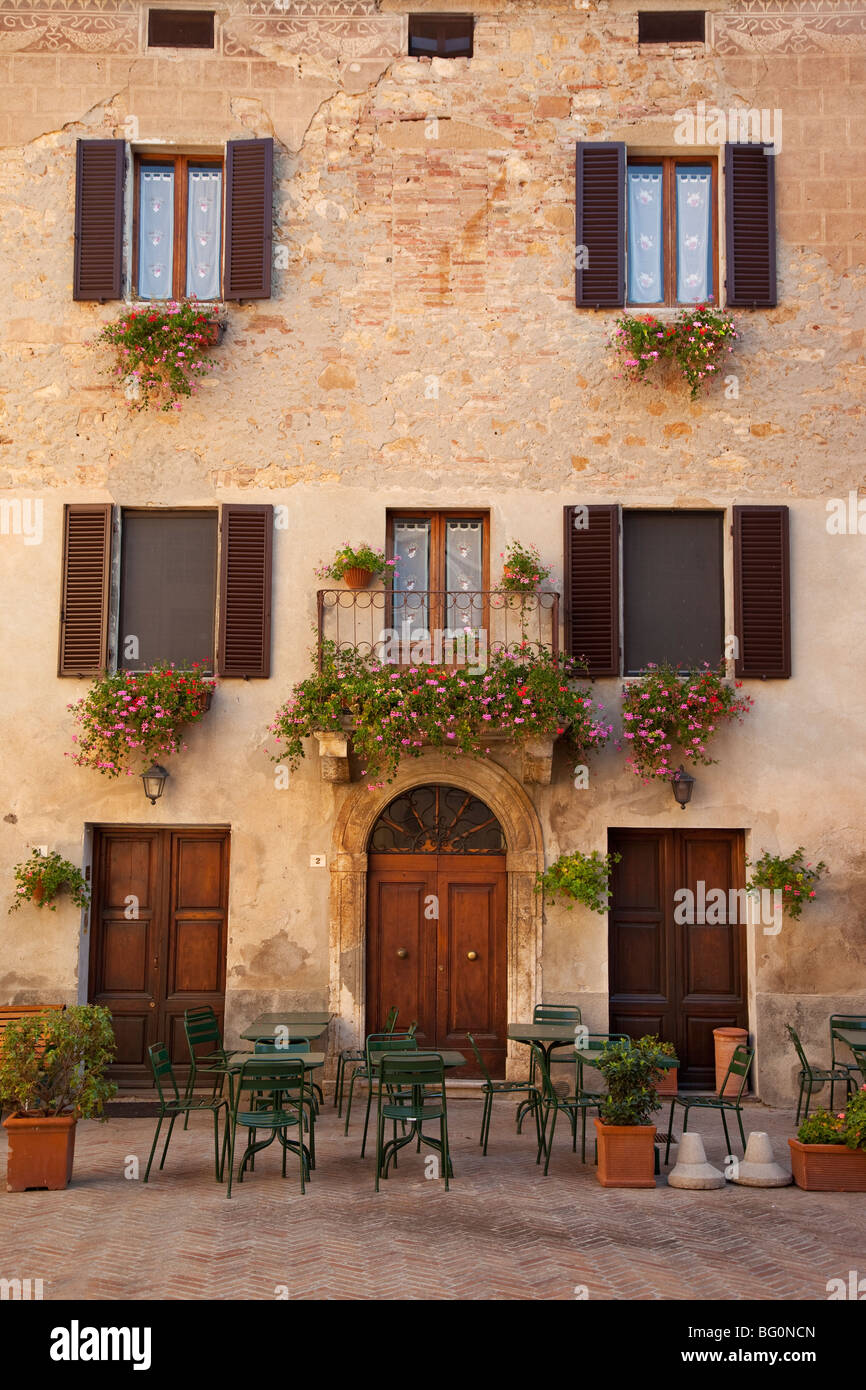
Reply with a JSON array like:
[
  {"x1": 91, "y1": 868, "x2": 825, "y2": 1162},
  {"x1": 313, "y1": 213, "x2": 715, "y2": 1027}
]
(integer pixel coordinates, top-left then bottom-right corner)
[
  {"x1": 724, "y1": 143, "x2": 777, "y2": 308},
  {"x1": 58, "y1": 504, "x2": 112, "y2": 676},
  {"x1": 223, "y1": 138, "x2": 274, "y2": 300},
  {"x1": 733, "y1": 505, "x2": 790, "y2": 678},
  {"x1": 575, "y1": 142, "x2": 625, "y2": 309},
  {"x1": 218, "y1": 505, "x2": 273, "y2": 677},
  {"x1": 563, "y1": 504, "x2": 620, "y2": 676},
  {"x1": 73, "y1": 139, "x2": 125, "y2": 301}
]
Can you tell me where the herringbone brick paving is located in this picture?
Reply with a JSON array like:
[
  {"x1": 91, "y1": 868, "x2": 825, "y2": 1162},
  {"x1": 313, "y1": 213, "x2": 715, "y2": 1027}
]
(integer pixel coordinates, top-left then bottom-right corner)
[{"x1": 2, "y1": 1098, "x2": 863, "y2": 1300}]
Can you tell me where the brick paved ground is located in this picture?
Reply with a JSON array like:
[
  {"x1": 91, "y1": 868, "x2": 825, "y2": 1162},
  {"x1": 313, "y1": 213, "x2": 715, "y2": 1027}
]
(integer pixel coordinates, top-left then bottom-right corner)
[{"x1": 2, "y1": 1096, "x2": 863, "y2": 1301}]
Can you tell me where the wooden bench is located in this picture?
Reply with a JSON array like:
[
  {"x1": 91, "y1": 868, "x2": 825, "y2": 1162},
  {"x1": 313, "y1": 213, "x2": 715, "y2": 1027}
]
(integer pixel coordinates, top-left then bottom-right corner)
[{"x1": 0, "y1": 1004, "x2": 65, "y2": 1057}]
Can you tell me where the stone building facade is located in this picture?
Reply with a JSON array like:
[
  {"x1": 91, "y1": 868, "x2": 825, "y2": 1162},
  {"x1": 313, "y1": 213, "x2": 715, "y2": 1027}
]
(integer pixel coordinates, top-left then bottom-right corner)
[{"x1": 1, "y1": 0, "x2": 865, "y2": 1104}]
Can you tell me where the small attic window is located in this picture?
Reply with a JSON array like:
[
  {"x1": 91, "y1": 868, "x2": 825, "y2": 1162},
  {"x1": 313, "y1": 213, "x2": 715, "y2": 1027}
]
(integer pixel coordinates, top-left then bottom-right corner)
[
  {"x1": 408, "y1": 14, "x2": 474, "y2": 58},
  {"x1": 638, "y1": 11, "x2": 706, "y2": 43},
  {"x1": 148, "y1": 9, "x2": 215, "y2": 49}
]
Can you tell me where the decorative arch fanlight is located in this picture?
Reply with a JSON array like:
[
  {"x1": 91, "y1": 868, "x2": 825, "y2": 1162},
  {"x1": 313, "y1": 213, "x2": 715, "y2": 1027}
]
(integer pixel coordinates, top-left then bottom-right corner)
[{"x1": 369, "y1": 784, "x2": 506, "y2": 855}]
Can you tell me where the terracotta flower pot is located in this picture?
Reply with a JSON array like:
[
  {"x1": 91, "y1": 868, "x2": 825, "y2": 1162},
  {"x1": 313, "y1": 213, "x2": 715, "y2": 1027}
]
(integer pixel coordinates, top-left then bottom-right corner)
[
  {"x1": 199, "y1": 320, "x2": 223, "y2": 346},
  {"x1": 788, "y1": 1138, "x2": 866, "y2": 1192},
  {"x1": 654, "y1": 1065, "x2": 678, "y2": 1096},
  {"x1": 30, "y1": 881, "x2": 45, "y2": 905},
  {"x1": 594, "y1": 1118, "x2": 657, "y2": 1188},
  {"x1": 713, "y1": 1026, "x2": 748, "y2": 1096},
  {"x1": 4, "y1": 1114, "x2": 77, "y2": 1192},
  {"x1": 342, "y1": 567, "x2": 373, "y2": 590}
]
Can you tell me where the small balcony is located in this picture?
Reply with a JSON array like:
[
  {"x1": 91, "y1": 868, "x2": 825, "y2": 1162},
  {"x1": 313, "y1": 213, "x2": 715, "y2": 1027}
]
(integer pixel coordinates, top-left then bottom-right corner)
[{"x1": 316, "y1": 588, "x2": 561, "y2": 671}]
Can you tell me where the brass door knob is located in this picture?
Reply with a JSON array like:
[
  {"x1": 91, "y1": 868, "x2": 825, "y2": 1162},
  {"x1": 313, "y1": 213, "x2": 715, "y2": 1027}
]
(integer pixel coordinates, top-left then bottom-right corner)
[
  {"x1": 467, "y1": 951, "x2": 478, "y2": 961},
  {"x1": 397, "y1": 948, "x2": 408, "y2": 959}
]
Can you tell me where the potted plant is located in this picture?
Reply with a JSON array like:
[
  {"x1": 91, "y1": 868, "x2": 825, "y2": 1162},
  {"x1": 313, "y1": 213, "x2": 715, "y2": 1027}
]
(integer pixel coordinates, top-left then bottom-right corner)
[
  {"x1": 640, "y1": 1033, "x2": 679, "y2": 1096},
  {"x1": 609, "y1": 305, "x2": 739, "y2": 400},
  {"x1": 315, "y1": 543, "x2": 397, "y2": 591},
  {"x1": 788, "y1": 1085, "x2": 866, "y2": 1192},
  {"x1": 499, "y1": 541, "x2": 554, "y2": 594},
  {"x1": 592, "y1": 1036, "x2": 669, "y2": 1187},
  {"x1": 536, "y1": 849, "x2": 621, "y2": 915},
  {"x1": 93, "y1": 298, "x2": 223, "y2": 412},
  {"x1": 0, "y1": 1005, "x2": 116, "y2": 1192},
  {"x1": 746, "y1": 847, "x2": 827, "y2": 920},
  {"x1": 621, "y1": 662, "x2": 753, "y2": 783},
  {"x1": 67, "y1": 662, "x2": 215, "y2": 778},
  {"x1": 9, "y1": 850, "x2": 90, "y2": 914}
]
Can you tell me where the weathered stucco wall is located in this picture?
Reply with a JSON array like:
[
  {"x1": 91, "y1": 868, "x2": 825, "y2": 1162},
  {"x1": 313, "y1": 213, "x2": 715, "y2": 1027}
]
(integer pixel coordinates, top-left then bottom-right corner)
[{"x1": 0, "y1": 0, "x2": 864, "y2": 1105}]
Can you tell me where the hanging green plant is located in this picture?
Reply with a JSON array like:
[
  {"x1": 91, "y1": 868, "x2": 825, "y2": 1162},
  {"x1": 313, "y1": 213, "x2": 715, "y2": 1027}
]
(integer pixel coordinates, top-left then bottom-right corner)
[
  {"x1": 621, "y1": 662, "x2": 753, "y2": 783},
  {"x1": 610, "y1": 305, "x2": 738, "y2": 399},
  {"x1": 270, "y1": 643, "x2": 612, "y2": 787},
  {"x1": 94, "y1": 298, "x2": 222, "y2": 412},
  {"x1": 746, "y1": 847, "x2": 827, "y2": 921},
  {"x1": 9, "y1": 850, "x2": 90, "y2": 913},
  {"x1": 314, "y1": 543, "x2": 397, "y2": 585},
  {"x1": 498, "y1": 541, "x2": 554, "y2": 593},
  {"x1": 536, "y1": 849, "x2": 621, "y2": 914},
  {"x1": 67, "y1": 663, "x2": 215, "y2": 778}
]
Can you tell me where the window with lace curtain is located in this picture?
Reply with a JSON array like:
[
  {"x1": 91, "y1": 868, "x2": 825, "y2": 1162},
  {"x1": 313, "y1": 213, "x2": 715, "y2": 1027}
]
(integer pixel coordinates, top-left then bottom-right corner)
[
  {"x1": 386, "y1": 511, "x2": 489, "y2": 641},
  {"x1": 626, "y1": 155, "x2": 718, "y2": 307},
  {"x1": 134, "y1": 154, "x2": 223, "y2": 301}
]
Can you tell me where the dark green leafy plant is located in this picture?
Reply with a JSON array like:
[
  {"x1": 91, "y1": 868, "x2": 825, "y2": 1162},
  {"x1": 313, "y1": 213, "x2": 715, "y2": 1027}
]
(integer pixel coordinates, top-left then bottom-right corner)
[
  {"x1": 271, "y1": 643, "x2": 612, "y2": 787},
  {"x1": 94, "y1": 299, "x2": 222, "y2": 412},
  {"x1": 746, "y1": 847, "x2": 827, "y2": 920},
  {"x1": 9, "y1": 850, "x2": 90, "y2": 913},
  {"x1": 536, "y1": 850, "x2": 621, "y2": 914},
  {"x1": 68, "y1": 663, "x2": 215, "y2": 778},
  {"x1": 315, "y1": 544, "x2": 397, "y2": 583},
  {"x1": 499, "y1": 540, "x2": 554, "y2": 593},
  {"x1": 0, "y1": 1005, "x2": 117, "y2": 1119},
  {"x1": 797, "y1": 1087, "x2": 866, "y2": 1150},
  {"x1": 593, "y1": 1035, "x2": 669, "y2": 1126}
]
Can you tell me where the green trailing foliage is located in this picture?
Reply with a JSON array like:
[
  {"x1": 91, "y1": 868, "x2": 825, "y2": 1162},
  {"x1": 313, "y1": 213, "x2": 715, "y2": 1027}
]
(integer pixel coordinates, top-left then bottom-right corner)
[
  {"x1": 610, "y1": 305, "x2": 739, "y2": 399},
  {"x1": 67, "y1": 663, "x2": 214, "y2": 778},
  {"x1": 746, "y1": 847, "x2": 827, "y2": 921},
  {"x1": 536, "y1": 850, "x2": 621, "y2": 914},
  {"x1": 94, "y1": 299, "x2": 221, "y2": 412},
  {"x1": 9, "y1": 849, "x2": 90, "y2": 913}
]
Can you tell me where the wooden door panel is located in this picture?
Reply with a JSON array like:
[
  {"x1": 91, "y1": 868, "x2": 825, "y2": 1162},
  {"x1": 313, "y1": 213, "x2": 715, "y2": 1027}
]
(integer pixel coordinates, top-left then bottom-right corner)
[
  {"x1": 609, "y1": 829, "x2": 746, "y2": 1089},
  {"x1": 90, "y1": 827, "x2": 229, "y2": 1087},
  {"x1": 438, "y1": 870, "x2": 506, "y2": 1076},
  {"x1": 366, "y1": 866, "x2": 438, "y2": 1047}
]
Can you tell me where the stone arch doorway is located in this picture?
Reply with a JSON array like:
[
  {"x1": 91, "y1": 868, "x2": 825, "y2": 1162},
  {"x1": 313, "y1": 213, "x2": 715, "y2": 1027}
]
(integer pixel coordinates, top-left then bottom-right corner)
[{"x1": 328, "y1": 753, "x2": 544, "y2": 1078}]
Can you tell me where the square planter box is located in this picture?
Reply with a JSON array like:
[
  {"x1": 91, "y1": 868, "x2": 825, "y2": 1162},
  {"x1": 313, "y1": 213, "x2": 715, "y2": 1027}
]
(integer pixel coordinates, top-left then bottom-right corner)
[
  {"x1": 594, "y1": 1118, "x2": 657, "y2": 1188},
  {"x1": 654, "y1": 1066, "x2": 678, "y2": 1096},
  {"x1": 788, "y1": 1138, "x2": 866, "y2": 1192},
  {"x1": 4, "y1": 1114, "x2": 76, "y2": 1192}
]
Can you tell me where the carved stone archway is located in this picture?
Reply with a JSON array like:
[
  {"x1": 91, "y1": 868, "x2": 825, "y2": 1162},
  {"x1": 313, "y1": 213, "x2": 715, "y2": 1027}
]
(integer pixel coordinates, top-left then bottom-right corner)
[{"x1": 328, "y1": 753, "x2": 545, "y2": 1077}]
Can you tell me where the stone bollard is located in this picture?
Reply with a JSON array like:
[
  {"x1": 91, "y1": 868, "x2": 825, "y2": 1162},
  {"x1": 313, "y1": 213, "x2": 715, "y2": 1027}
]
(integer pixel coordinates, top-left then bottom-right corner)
[
  {"x1": 730, "y1": 1131, "x2": 792, "y2": 1187},
  {"x1": 667, "y1": 1132, "x2": 726, "y2": 1189}
]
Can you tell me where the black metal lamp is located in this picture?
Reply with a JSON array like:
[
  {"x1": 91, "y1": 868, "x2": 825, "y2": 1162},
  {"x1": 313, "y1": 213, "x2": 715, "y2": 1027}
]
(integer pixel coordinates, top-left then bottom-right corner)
[
  {"x1": 141, "y1": 763, "x2": 169, "y2": 805},
  {"x1": 671, "y1": 764, "x2": 695, "y2": 809}
]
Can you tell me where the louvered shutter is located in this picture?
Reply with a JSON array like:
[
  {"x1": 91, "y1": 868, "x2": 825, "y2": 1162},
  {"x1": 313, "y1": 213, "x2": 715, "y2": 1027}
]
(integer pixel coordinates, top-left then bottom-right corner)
[
  {"x1": 563, "y1": 504, "x2": 620, "y2": 676},
  {"x1": 218, "y1": 505, "x2": 273, "y2": 677},
  {"x1": 73, "y1": 139, "x2": 125, "y2": 301},
  {"x1": 224, "y1": 138, "x2": 274, "y2": 300},
  {"x1": 58, "y1": 504, "x2": 112, "y2": 676},
  {"x1": 724, "y1": 143, "x2": 777, "y2": 308},
  {"x1": 575, "y1": 142, "x2": 625, "y2": 309},
  {"x1": 733, "y1": 505, "x2": 790, "y2": 678}
]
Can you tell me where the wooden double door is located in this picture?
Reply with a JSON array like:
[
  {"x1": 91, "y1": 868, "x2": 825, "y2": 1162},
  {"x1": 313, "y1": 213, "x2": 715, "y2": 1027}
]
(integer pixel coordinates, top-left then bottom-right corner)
[
  {"x1": 89, "y1": 827, "x2": 230, "y2": 1086},
  {"x1": 367, "y1": 854, "x2": 507, "y2": 1077},
  {"x1": 608, "y1": 829, "x2": 747, "y2": 1089}
]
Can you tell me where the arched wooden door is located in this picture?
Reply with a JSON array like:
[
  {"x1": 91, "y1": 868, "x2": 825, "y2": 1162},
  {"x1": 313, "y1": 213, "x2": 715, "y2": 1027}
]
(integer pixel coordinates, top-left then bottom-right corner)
[{"x1": 366, "y1": 785, "x2": 507, "y2": 1077}]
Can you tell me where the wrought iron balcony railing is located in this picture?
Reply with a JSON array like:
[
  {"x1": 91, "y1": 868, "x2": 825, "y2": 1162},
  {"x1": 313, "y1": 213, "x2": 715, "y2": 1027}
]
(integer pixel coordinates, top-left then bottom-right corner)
[{"x1": 316, "y1": 588, "x2": 560, "y2": 671}]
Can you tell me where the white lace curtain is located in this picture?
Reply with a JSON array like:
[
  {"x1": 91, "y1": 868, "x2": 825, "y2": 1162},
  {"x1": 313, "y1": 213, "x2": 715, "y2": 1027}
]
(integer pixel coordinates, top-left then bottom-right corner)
[
  {"x1": 138, "y1": 166, "x2": 174, "y2": 299},
  {"x1": 675, "y1": 167, "x2": 712, "y2": 303},
  {"x1": 627, "y1": 166, "x2": 663, "y2": 304},
  {"x1": 627, "y1": 164, "x2": 712, "y2": 305},
  {"x1": 186, "y1": 167, "x2": 222, "y2": 301}
]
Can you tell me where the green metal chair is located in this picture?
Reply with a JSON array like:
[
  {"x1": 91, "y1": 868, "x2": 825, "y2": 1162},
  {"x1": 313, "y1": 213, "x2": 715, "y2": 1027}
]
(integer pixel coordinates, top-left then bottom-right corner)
[
  {"x1": 518, "y1": 1003, "x2": 583, "y2": 1126},
  {"x1": 664, "y1": 1045, "x2": 755, "y2": 1165},
  {"x1": 182, "y1": 1005, "x2": 230, "y2": 1129},
  {"x1": 225, "y1": 1056, "x2": 311, "y2": 1197},
  {"x1": 252, "y1": 1040, "x2": 317, "y2": 1167},
  {"x1": 335, "y1": 1005, "x2": 398, "y2": 1114},
  {"x1": 144, "y1": 1042, "x2": 228, "y2": 1183},
  {"x1": 375, "y1": 1053, "x2": 451, "y2": 1192},
  {"x1": 787, "y1": 1024, "x2": 852, "y2": 1121},
  {"x1": 359, "y1": 1033, "x2": 420, "y2": 1157},
  {"x1": 466, "y1": 1032, "x2": 542, "y2": 1155},
  {"x1": 531, "y1": 1043, "x2": 602, "y2": 1173},
  {"x1": 343, "y1": 1028, "x2": 416, "y2": 1137},
  {"x1": 829, "y1": 1015, "x2": 866, "y2": 1108}
]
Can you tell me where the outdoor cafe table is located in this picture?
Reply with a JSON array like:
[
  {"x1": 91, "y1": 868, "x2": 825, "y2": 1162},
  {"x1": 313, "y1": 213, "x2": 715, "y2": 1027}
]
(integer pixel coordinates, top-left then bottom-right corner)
[
  {"x1": 832, "y1": 1026, "x2": 866, "y2": 1074},
  {"x1": 240, "y1": 1012, "x2": 331, "y2": 1043},
  {"x1": 508, "y1": 1022, "x2": 679, "y2": 1086}
]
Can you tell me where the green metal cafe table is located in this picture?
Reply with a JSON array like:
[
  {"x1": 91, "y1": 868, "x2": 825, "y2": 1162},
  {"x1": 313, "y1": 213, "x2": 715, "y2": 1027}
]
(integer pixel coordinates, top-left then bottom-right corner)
[
  {"x1": 370, "y1": 1048, "x2": 466, "y2": 1176},
  {"x1": 832, "y1": 1026, "x2": 866, "y2": 1077},
  {"x1": 507, "y1": 1022, "x2": 583, "y2": 1070},
  {"x1": 240, "y1": 1012, "x2": 331, "y2": 1044}
]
